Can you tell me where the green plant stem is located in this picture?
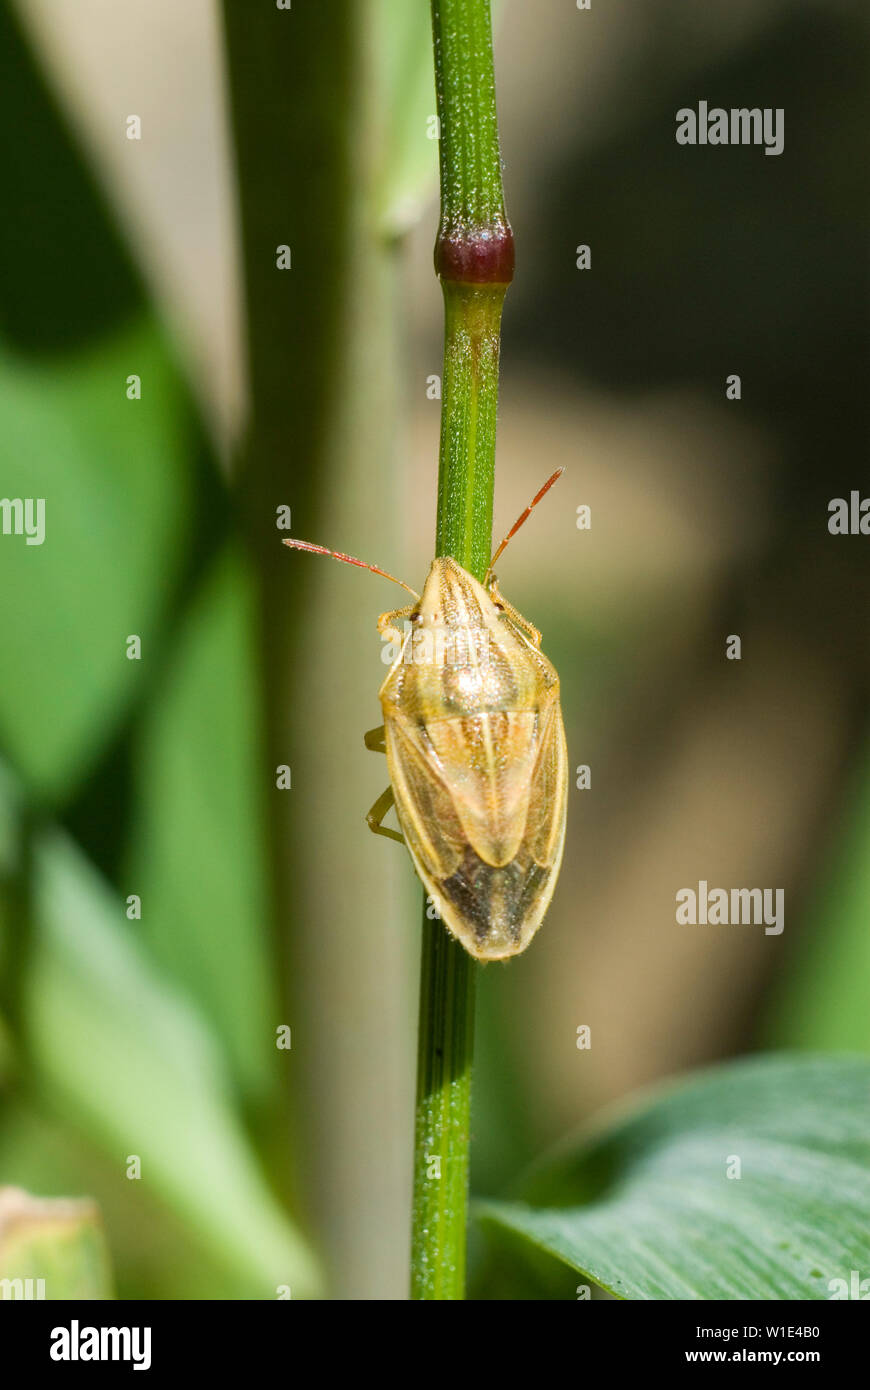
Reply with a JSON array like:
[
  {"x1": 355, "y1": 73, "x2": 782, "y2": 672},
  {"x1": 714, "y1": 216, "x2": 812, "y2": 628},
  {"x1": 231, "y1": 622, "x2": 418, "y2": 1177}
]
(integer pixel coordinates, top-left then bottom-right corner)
[
  {"x1": 411, "y1": 0, "x2": 512, "y2": 1301},
  {"x1": 436, "y1": 282, "x2": 508, "y2": 576}
]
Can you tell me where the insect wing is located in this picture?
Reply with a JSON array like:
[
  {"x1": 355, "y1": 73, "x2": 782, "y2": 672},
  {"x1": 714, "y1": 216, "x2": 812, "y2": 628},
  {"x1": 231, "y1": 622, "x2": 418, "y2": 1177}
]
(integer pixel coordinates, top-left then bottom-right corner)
[
  {"x1": 424, "y1": 711, "x2": 540, "y2": 868},
  {"x1": 525, "y1": 691, "x2": 568, "y2": 871},
  {"x1": 384, "y1": 715, "x2": 465, "y2": 881},
  {"x1": 384, "y1": 689, "x2": 567, "y2": 961}
]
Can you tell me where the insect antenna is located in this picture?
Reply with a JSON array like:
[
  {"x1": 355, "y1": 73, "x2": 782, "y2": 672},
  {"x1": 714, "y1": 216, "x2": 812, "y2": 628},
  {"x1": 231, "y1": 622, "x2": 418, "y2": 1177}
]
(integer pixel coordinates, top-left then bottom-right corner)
[
  {"x1": 282, "y1": 538, "x2": 420, "y2": 598},
  {"x1": 487, "y1": 467, "x2": 565, "y2": 579}
]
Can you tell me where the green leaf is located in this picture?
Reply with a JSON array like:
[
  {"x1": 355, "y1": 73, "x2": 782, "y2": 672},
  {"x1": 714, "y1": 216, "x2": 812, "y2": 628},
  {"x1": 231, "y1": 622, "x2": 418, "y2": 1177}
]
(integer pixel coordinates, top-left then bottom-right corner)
[
  {"x1": 0, "y1": 1188, "x2": 113, "y2": 1300},
  {"x1": 17, "y1": 817, "x2": 320, "y2": 1298},
  {"x1": 0, "y1": 321, "x2": 194, "y2": 801},
  {"x1": 0, "y1": 0, "x2": 140, "y2": 352},
  {"x1": 127, "y1": 547, "x2": 278, "y2": 1098},
  {"x1": 374, "y1": 0, "x2": 508, "y2": 237},
  {"x1": 477, "y1": 1053, "x2": 870, "y2": 1300},
  {"x1": 0, "y1": 2, "x2": 203, "y2": 804},
  {"x1": 764, "y1": 742, "x2": 870, "y2": 1052},
  {"x1": 376, "y1": 0, "x2": 438, "y2": 235}
]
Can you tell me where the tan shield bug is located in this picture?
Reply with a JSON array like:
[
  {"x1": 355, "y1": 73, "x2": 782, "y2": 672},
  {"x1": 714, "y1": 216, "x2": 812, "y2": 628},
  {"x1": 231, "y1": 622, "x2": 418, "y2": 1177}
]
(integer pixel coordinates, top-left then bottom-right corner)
[{"x1": 283, "y1": 469, "x2": 567, "y2": 961}]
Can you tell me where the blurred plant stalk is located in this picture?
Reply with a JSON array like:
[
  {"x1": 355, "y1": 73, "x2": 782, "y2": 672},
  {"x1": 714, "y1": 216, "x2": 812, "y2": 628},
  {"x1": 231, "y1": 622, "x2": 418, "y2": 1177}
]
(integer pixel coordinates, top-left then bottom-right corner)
[
  {"x1": 411, "y1": 0, "x2": 514, "y2": 1300},
  {"x1": 221, "y1": 0, "x2": 414, "y2": 1296}
]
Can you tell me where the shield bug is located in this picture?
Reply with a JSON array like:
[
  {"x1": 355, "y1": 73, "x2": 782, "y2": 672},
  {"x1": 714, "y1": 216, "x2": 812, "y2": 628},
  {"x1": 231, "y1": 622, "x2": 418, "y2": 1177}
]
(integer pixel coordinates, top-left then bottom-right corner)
[{"x1": 283, "y1": 469, "x2": 567, "y2": 961}]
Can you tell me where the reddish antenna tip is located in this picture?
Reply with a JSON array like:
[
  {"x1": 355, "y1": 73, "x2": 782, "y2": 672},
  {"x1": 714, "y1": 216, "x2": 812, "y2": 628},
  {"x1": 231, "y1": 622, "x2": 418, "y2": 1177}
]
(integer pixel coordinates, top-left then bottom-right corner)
[
  {"x1": 487, "y1": 467, "x2": 565, "y2": 576},
  {"x1": 282, "y1": 536, "x2": 419, "y2": 599}
]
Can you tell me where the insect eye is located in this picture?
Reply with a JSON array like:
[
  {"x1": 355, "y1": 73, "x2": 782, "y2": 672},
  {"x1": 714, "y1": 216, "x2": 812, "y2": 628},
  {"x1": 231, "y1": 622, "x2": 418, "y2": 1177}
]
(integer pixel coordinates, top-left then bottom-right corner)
[
  {"x1": 495, "y1": 602, "x2": 505, "y2": 612},
  {"x1": 411, "y1": 611, "x2": 421, "y2": 623}
]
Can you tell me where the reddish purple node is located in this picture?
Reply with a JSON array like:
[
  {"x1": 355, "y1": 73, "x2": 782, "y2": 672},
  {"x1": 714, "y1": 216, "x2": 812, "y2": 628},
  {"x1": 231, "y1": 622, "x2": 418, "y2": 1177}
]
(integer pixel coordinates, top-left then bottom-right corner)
[{"x1": 435, "y1": 223, "x2": 515, "y2": 284}]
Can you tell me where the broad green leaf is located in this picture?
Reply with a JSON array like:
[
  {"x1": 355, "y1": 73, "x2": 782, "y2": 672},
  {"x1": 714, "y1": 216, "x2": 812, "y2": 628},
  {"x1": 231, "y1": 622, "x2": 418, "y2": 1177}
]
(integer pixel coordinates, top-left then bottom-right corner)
[
  {"x1": 16, "y1": 818, "x2": 320, "y2": 1298},
  {"x1": 0, "y1": 1187, "x2": 113, "y2": 1299},
  {"x1": 477, "y1": 1053, "x2": 870, "y2": 1300},
  {"x1": 0, "y1": 0, "x2": 139, "y2": 352},
  {"x1": 0, "y1": 2, "x2": 202, "y2": 803},
  {"x1": 127, "y1": 548, "x2": 278, "y2": 1098},
  {"x1": 0, "y1": 323, "x2": 194, "y2": 801},
  {"x1": 764, "y1": 742, "x2": 870, "y2": 1052}
]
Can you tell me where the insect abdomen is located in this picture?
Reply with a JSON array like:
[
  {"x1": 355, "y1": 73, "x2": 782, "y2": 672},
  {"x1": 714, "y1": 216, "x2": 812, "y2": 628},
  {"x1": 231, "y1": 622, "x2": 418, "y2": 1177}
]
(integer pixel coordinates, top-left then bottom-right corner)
[{"x1": 384, "y1": 693, "x2": 567, "y2": 961}]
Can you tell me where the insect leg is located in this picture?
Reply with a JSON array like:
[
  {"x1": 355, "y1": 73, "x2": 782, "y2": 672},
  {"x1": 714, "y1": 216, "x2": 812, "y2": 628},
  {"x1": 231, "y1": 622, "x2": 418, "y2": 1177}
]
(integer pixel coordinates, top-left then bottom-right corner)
[
  {"x1": 365, "y1": 785, "x2": 405, "y2": 844},
  {"x1": 488, "y1": 578, "x2": 542, "y2": 648},
  {"x1": 377, "y1": 602, "x2": 417, "y2": 646},
  {"x1": 364, "y1": 725, "x2": 386, "y2": 754}
]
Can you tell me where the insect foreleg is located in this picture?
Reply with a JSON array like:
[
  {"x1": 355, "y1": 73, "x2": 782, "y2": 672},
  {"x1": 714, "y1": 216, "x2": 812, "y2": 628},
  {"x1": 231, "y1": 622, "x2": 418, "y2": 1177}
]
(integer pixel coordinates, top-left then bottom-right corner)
[
  {"x1": 488, "y1": 578, "x2": 542, "y2": 648},
  {"x1": 365, "y1": 784, "x2": 405, "y2": 844},
  {"x1": 364, "y1": 725, "x2": 386, "y2": 754},
  {"x1": 377, "y1": 602, "x2": 417, "y2": 646}
]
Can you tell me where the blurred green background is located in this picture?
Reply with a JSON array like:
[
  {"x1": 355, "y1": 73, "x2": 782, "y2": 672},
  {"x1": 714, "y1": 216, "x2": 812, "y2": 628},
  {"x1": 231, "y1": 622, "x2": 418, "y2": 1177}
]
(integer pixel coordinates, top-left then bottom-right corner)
[{"x1": 0, "y1": 0, "x2": 867, "y2": 1299}]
